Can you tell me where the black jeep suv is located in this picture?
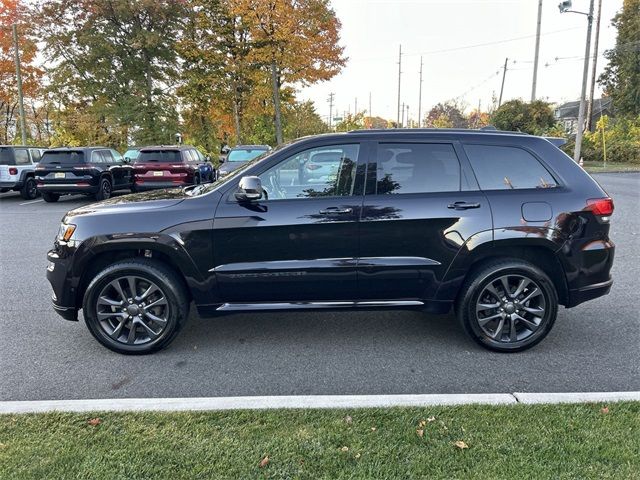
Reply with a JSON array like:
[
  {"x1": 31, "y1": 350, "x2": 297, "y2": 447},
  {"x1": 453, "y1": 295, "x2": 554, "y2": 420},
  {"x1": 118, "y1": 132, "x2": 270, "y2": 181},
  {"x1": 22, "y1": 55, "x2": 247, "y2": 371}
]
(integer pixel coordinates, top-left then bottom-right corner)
[
  {"x1": 46, "y1": 129, "x2": 614, "y2": 354},
  {"x1": 36, "y1": 147, "x2": 133, "y2": 202}
]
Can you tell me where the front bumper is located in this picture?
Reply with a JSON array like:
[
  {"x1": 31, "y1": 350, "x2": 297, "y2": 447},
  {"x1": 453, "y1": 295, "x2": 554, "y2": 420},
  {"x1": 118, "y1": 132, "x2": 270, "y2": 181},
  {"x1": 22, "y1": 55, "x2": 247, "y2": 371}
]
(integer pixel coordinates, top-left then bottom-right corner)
[{"x1": 47, "y1": 248, "x2": 79, "y2": 321}]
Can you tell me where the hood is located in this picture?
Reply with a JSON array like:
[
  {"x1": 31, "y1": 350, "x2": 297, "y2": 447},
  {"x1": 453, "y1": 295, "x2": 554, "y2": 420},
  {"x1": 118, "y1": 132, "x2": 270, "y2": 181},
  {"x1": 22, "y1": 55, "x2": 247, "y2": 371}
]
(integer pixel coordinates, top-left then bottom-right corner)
[{"x1": 63, "y1": 188, "x2": 188, "y2": 222}]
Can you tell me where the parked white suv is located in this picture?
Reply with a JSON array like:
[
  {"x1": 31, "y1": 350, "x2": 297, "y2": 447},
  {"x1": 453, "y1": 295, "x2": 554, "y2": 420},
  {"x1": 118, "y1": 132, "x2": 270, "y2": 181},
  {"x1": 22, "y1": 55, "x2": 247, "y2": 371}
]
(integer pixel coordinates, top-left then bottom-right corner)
[{"x1": 0, "y1": 146, "x2": 45, "y2": 200}]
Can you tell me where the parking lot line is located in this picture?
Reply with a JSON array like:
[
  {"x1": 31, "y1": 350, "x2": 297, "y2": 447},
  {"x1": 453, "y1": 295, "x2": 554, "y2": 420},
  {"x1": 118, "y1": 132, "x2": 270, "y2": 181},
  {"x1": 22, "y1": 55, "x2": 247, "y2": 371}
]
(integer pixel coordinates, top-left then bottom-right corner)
[{"x1": 19, "y1": 199, "x2": 44, "y2": 206}]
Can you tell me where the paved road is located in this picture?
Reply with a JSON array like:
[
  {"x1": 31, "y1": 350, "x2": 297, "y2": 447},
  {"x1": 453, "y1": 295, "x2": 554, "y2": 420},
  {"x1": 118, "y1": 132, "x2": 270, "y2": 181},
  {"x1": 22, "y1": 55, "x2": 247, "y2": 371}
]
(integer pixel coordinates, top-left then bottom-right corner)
[{"x1": 1, "y1": 173, "x2": 638, "y2": 401}]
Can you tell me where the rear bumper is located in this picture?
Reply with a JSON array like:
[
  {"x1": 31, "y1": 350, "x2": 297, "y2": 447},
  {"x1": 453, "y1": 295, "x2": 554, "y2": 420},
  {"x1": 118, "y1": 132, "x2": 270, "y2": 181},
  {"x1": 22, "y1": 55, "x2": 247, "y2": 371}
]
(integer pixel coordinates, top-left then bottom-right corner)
[
  {"x1": 134, "y1": 181, "x2": 187, "y2": 191},
  {"x1": 0, "y1": 180, "x2": 22, "y2": 190},
  {"x1": 567, "y1": 278, "x2": 613, "y2": 308},
  {"x1": 37, "y1": 183, "x2": 98, "y2": 194}
]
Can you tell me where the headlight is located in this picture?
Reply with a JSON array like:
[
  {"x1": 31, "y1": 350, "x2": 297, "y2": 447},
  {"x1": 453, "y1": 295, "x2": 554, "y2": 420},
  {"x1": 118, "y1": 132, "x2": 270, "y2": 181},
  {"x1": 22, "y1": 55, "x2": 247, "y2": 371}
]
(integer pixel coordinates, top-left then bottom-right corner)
[{"x1": 57, "y1": 223, "x2": 76, "y2": 242}]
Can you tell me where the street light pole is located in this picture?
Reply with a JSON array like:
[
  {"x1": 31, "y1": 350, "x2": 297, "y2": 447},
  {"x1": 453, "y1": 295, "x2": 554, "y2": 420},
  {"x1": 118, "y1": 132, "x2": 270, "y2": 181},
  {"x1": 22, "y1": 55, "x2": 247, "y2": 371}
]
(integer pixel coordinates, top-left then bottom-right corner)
[
  {"x1": 559, "y1": 0, "x2": 595, "y2": 162},
  {"x1": 531, "y1": 0, "x2": 543, "y2": 102},
  {"x1": 12, "y1": 24, "x2": 27, "y2": 145}
]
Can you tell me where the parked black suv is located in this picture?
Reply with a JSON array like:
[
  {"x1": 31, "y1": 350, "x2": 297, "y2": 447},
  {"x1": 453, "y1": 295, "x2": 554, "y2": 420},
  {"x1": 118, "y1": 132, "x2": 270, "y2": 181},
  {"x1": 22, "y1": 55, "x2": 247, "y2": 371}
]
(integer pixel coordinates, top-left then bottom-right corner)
[
  {"x1": 36, "y1": 147, "x2": 133, "y2": 202},
  {"x1": 47, "y1": 129, "x2": 614, "y2": 354}
]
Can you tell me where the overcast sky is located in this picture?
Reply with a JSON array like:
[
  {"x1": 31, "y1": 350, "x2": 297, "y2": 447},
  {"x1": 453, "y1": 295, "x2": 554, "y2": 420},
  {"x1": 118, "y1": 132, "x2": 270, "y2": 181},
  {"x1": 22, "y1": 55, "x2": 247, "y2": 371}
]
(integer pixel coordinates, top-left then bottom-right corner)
[{"x1": 298, "y1": 0, "x2": 623, "y2": 124}]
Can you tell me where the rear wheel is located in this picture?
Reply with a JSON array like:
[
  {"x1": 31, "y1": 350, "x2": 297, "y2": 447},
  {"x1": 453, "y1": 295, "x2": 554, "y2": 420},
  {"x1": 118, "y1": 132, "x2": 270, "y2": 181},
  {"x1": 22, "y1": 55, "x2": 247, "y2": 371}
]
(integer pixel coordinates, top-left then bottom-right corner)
[
  {"x1": 20, "y1": 176, "x2": 38, "y2": 200},
  {"x1": 82, "y1": 259, "x2": 189, "y2": 354},
  {"x1": 42, "y1": 191, "x2": 60, "y2": 203},
  {"x1": 95, "y1": 177, "x2": 112, "y2": 201},
  {"x1": 456, "y1": 259, "x2": 558, "y2": 352}
]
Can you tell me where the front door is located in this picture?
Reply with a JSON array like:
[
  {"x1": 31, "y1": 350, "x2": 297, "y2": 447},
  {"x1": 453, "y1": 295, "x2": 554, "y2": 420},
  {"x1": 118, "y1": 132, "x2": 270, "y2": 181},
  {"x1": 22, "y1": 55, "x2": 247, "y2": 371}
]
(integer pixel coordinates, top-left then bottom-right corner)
[
  {"x1": 212, "y1": 142, "x2": 365, "y2": 304},
  {"x1": 358, "y1": 140, "x2": 492, "y2": 301}
]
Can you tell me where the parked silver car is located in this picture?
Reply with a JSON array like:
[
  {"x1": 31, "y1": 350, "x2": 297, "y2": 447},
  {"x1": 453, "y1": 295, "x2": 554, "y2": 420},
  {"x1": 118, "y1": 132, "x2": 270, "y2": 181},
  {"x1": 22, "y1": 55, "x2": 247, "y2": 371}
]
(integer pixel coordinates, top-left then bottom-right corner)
[{"x1": 0, "y1": 146, "x2": 46, "y2": 199}]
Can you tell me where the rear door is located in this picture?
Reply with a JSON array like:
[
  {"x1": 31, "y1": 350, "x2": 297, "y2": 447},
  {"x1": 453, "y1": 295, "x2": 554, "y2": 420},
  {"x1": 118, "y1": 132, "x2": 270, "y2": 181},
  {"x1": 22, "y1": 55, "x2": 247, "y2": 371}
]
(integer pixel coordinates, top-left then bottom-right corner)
[
  {"x1": 358, "y1": 140, "x2": 492, "y2": 301},
  {"x1": 212, "y1": 142, "x2": 365, "y2": 304}
]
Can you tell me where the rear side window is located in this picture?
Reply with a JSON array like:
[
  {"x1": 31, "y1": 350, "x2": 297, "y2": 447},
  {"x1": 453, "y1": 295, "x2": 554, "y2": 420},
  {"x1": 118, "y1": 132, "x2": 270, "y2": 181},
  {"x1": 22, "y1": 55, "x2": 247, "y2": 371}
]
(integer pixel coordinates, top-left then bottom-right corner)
[
  {"x1": 40, "y1": 151, "x2": 85, "y2": 164},
  {"x1": 464, "y1": 144, "x2": 557, "y2": 190},
  {"x1": 372, "y1": 143, "x2": 461, "y2": 194},
  {"x1": 137, "y1": 150, "x2": 182, "y2": 163},
  {"x1": 30, "y1": 149, "x2": 42, "y2": 162},
  {"x1": 14, "y1": 149, "x2": 30, "y2": 165}
]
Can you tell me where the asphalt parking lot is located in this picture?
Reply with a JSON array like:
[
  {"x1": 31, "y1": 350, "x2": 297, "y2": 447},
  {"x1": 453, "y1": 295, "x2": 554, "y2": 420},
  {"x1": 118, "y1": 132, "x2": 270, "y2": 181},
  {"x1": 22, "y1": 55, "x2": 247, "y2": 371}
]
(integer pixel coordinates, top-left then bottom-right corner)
[{"x1": 0, "y1": 172, "x2": 638, "y2": 401}]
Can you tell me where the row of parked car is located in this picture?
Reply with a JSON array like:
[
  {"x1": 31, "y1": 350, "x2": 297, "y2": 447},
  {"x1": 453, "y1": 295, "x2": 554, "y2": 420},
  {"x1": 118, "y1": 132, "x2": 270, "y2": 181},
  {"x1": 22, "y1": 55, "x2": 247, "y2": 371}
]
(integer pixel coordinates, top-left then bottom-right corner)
[{"x1": 0, "y1": 144, "x2": 271, "y2": 202}]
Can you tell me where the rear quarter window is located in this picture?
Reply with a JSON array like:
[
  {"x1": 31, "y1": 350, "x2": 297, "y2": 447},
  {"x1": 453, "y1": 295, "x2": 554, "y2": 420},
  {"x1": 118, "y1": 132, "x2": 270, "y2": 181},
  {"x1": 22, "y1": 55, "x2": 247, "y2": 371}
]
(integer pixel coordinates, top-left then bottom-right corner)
[{"x1": 464, "y1": 144, "x2": 557, "y2": 190}]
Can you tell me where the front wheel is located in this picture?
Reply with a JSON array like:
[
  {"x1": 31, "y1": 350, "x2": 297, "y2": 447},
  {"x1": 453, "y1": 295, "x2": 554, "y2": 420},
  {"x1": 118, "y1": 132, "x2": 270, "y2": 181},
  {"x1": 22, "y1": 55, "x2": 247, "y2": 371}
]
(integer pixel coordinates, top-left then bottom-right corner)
[
  {"x1": 456, "y1": 259, "x2": 558, "y2": 352},
  {"x1": 83, "y1": 259, "x2": 190, "y2": 354}
]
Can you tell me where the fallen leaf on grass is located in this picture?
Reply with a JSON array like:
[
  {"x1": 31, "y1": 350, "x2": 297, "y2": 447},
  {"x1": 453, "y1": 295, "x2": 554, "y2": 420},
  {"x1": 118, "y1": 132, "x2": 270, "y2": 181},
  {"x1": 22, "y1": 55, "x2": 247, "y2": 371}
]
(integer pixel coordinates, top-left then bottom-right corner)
[
  {"x1": 370, "y1": 427, "x2": 376, "y2": 432},
  {"x1": 0, "y1": 443, "x2": 6, "y2": 449},
  {"x1": 259, "y1": 456, "x2": 270, "y2": 468},
  {"x1": 418, "y1": 420, "x2": 426, "y2": 427},
  {"x1": 344, "y1": 415, "x2": 353, "y2": 424},
  {"x1": 340, "y1": 446, "x2": 349, "y2": 452},
  {"x1": 355, "y1": 453, "x2": 361, "y2": 459},
  {"x1": 87, "y1": 418, "x2": 101, "y2": 426},
  {"x1": 416, "y1": 429, "x2": 424, "y2": 438},
  {"x1": 600, "y1": 406, "x2": 610, "y2": 414},
  {"x1": 453, "y1": 440, "x2": 469, "y2": 450},
  {"x1": 427, "y1": 416, "x2": 436, "y2": 422}
]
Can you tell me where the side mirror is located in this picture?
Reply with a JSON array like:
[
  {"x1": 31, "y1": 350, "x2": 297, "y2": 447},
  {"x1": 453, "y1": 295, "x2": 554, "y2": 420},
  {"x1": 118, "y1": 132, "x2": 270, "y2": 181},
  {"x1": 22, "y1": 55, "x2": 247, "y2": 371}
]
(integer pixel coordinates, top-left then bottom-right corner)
[{"x1": 235, "y1": 176, "x2": 264, "y2": 202}]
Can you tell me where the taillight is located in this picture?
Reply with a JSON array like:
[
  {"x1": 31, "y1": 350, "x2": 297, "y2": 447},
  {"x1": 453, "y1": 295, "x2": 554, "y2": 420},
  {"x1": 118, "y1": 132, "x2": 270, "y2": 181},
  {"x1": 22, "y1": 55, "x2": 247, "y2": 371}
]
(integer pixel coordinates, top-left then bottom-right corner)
[
  {"x1": 586, "y1": 197, "x2": 614, "y2": 216},
  {"x1": 9, "y1": 167, "x2": 18, "y2": 175}
]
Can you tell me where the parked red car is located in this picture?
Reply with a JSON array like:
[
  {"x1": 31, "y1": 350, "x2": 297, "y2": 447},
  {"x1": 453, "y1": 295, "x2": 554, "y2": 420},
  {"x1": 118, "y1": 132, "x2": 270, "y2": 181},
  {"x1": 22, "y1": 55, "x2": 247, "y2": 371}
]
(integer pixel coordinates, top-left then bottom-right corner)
[{"x1": 133, "y1": 146, "x2": 212, "y2": 191}]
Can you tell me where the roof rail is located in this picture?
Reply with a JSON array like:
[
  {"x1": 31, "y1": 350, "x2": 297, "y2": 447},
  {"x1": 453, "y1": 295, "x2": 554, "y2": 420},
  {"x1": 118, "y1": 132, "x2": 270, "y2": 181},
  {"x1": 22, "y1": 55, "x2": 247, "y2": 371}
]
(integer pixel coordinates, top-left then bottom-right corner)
[{"x1": 346, "y1": 127, "x2": 528, "y2": 136}]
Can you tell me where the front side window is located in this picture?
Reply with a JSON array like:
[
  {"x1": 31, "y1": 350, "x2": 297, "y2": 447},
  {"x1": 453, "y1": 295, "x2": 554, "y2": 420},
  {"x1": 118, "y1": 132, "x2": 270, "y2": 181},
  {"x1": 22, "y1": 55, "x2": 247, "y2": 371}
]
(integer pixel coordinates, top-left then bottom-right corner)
[
  {"x1": 110, "y1": 149, "x2": 123, "y2": 162},
  {"x1": 29, "y1": 149, "x2": 42, "y2": 162},
  {"x1": 371, "y1": 143, "x2": 461, "y2": 194},
  {"x1": 100, "y1": 150, "x2": 114, "y2": 163},
  {"x1": 464, "y1": 144, "x2": 557, "y2": 190},
  {"x1": 258, "y1": 144, "x2": 359, "y2": 201},
  {"x1": 14, "y1": 149, "x2": 30, "y2": 165}
]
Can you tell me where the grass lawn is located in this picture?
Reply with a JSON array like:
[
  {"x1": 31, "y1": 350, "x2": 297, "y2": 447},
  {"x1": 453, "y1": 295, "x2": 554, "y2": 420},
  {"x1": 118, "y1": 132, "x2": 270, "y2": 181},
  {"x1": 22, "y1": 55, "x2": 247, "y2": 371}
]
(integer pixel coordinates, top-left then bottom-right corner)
[
  {"x1": 1, "y1": 402, "x2": 639, "y2": 479},
  {"x1": 582, "y1": 161, "x2": 640, "y2": 173}
]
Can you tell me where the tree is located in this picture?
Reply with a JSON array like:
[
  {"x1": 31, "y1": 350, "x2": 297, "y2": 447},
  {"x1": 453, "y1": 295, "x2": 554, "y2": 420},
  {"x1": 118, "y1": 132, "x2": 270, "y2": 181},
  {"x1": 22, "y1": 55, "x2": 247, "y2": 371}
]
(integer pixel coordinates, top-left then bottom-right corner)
[
  {"x1": 363, "y1": 116, "x2": 390, "y2": 129},
  {"x1": 490, "y1": 99, "x2": 558, "y2": 135},
  {"x1": 0, "y1": 0, "x2": 42, "y2": 144},
  {"x1": 424, "y1": 101, "x2": 468, "y2": 128},
  {"x1": 35, "y1": 0, "x2": 186, "y2": 148},
  {"x1": 236, "y1": 0, "x2": 346, "y2": 145},
  {"x1": 334, "y1": 112, "x2": 364, "y2": 132},
  {"x1": 599, "y1": 0, "x2": 640, "y2": 117}
]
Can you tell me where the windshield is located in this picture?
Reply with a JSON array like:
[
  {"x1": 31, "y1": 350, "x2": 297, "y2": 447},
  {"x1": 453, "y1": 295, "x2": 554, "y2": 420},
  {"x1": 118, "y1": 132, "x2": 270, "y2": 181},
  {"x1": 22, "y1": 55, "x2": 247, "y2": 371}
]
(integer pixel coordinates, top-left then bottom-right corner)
[
  {"x1": 227, "y1": 148, "x2": 269, "y2": 162},
  {"x1": 124, "y1": 149, "x2": 140, "y2": 161},
  {"x1": 137, "y1": 150, "x2": 182, "y2": 163},
  {"x1": 185, "y1": 145, "x2": 283, "y2": 197},
  {"x1": 40, "y1": 151, "x2": 85, "y2": 164}
]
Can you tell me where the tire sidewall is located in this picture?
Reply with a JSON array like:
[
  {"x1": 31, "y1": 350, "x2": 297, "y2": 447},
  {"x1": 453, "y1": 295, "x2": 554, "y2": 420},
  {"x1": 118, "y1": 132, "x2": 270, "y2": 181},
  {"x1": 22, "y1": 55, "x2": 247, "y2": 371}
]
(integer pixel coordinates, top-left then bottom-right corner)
[
  {"x1": 83, "y1": 263, "x2": 186, "y2": 354},
  {"x1": 462, "y1": 263, "x2": 558, "y2": 352},
  {"x1": 21, "y1": 177, "x2": 38, "y2": 200},
  {"x1": 96, "y1": 177, "x2": 112, "y2": 200}
]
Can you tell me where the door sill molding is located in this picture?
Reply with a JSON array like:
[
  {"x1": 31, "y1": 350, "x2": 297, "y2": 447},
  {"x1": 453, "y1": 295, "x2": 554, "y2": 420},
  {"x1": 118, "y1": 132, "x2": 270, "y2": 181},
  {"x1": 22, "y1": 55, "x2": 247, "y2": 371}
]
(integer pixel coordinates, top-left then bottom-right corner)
[{"x1": 216, "y1": 300, "x2": 424, "y2": 312}]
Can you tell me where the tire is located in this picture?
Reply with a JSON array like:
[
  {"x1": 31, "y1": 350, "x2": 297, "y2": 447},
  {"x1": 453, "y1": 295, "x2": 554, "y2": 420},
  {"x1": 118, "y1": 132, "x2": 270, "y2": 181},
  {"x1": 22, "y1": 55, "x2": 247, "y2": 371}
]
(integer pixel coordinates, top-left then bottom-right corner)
[
  {"x1": 20, "y1": 176, "x2": 38, "y2": 200},
  {"x1": 82, "y1": 258, "x2": 190, "y2": 354},
  {"x1": 194, "y1": 174, "x2": 201, "y2": 185},
  {"x1": 456, "y1": 258, "x2": 558, "y2": 353},
  {"x1": 95, "y1": 177, "x2": 112, "y2": 201},
  {"x1": 42, "y1": 191, "x2": 60, "y2": 203}
]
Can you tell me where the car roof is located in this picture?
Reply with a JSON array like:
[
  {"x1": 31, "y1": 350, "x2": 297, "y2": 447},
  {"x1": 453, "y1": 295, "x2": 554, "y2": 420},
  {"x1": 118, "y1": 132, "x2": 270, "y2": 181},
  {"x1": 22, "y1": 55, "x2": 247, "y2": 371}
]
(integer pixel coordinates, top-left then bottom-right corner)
[{"x1": 42, "y1": 147, "x2": 110, "y2": 152}]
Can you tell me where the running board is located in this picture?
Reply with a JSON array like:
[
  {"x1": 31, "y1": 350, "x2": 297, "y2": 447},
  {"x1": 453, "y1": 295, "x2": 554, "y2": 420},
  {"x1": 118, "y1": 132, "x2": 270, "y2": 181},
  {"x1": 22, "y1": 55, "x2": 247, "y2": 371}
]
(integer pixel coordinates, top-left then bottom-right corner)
[{"x1": 215, "y1": 300, "x2": 425, "y2": 312}]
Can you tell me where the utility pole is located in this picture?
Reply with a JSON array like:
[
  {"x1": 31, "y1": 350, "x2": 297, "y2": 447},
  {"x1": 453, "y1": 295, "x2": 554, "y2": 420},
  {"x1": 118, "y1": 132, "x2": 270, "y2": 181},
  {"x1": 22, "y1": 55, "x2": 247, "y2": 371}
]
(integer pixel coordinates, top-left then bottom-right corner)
[
  {"x1": 12, "y1": 24, "x2": 27, "y2": 145},
  {"x1": 368, "y1": 92, "x2": 372, "y2": 125},
  {"x1": 418, "y1": 56, "x2": 423, "y2": 128},
  {"x1": 586, "y1": 0, "x2": 602, "y2": 131},
  {"x1": 573, "y1": 0, "x2": 595, "y2": 162},
  {"x1": 401, "y1": 102, "x2": 405, "y2": 128},
  {"x1": 498, "y1": 57, "x2": 508, "y2": 107},
  {"x1": 396, "y1": 44, "x2": 402, "y2": 127},
  {"x1": 531, "y1": 0, "x2": 543, "y2": 101},
  {"x1": 327, "y1": 92, "x2": 335, "y2": 130},
  {"x1": 354, "y1": 97, "x2": 358, "y2": 115},
  {"x1": 406, "y1": 105, "x2": 410, "y2": 128}
]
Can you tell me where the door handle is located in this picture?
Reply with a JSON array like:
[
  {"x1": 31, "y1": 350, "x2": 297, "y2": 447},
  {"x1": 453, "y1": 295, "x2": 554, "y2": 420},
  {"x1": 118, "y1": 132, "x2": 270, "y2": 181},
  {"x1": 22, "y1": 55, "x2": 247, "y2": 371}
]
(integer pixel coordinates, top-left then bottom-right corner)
[
  {"x1": 448, "y1": 201, "x2": 481, "y2": 210},
  {"x1": 319, "y1": 207, "x2": 353, "y2": 215}
]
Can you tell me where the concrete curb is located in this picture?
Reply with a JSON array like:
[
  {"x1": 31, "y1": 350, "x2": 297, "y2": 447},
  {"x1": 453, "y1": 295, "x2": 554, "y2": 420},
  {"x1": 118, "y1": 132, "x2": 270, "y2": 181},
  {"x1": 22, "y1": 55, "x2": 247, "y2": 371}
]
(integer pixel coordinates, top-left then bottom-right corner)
[{"x1": 0, "y1": 392, "x2": 638, "y2": 414}]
